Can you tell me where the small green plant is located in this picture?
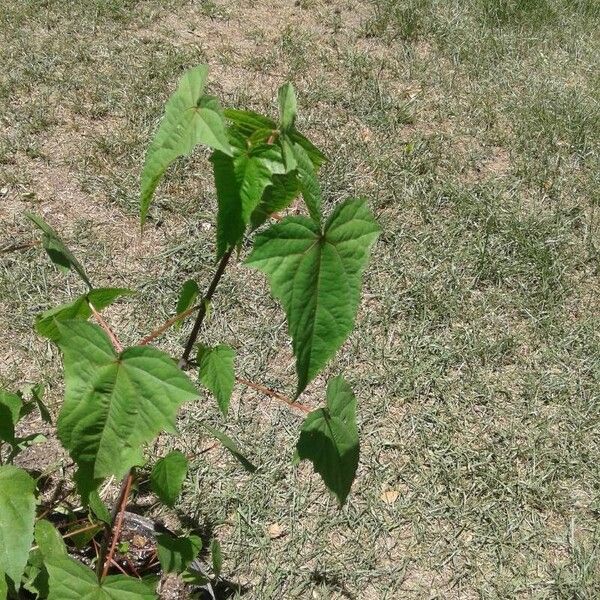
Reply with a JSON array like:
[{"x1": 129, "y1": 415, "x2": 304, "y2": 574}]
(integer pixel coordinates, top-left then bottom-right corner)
[{"x1": 0, "y1": 65, "x2": 379, "y2": 598}]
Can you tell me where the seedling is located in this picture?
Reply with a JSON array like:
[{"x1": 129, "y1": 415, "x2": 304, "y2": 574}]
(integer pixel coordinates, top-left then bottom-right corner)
[{"x1": 0, "y1": 65, "x2": 379, "y2": 598}]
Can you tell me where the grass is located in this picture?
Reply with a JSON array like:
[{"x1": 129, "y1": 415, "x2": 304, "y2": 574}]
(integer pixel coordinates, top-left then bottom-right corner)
[{"x1": 1, "y1": 0, "x2": 599, "y2": 597}]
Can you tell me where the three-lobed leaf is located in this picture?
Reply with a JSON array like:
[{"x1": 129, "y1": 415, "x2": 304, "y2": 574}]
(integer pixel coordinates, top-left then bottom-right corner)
[
  {"x1": 296, "y1": 376, "x2": 359, "y2": 505},
  {"x1": 150, "y1": 450, "x2": 188, "y2": 508},
  {"x1": 0, "y1": 466, "x2": 37, "y2": 588},
  {"x1": 56, "y1": 320, "x2": 198, "y2": 481},
  {"x1": 246, "y1": 198, "x2": 380, "y2": 394},
  {"x1": 233, "y1": 139, "x2": 286, "y2": 225},
  {"x1": 26, "y1": 212, "x2": 92, "y2": 288},
  {"x1": 197, "y1": 344, "x2": 235, "y2": 416},
  {"x1": 46, "y1": 555, "x2": 156, "y2": 599},
  {"x1": 140, "y1": 65, "x2": 231, "y2": 224}
]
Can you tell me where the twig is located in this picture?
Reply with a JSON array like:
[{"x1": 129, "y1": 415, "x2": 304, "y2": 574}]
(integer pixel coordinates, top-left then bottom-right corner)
[
  {"x1": 236, "y1": 376, "x2": 311, "y2": 414},
  {"x1": 63, "y1": 523, "x2": 102, "y2": 540},
  {"x1": 0, "y1": 240, "x2": 40, "y2": 254},
  {"x1": 30, "y1": 523, "x2": 102, "y2": 551},
  {"x1": 89, "y1": 303, "x2": 123, "y2": 353},
  {"x1": 138, "y1": 302, "x2": 202, "y2": 346},
  {"x1": 101, "y1": 470, "x2": 134, "y2": 579},
  {"x1": 179, "y1": 247, "x2": 234, "y2": 368},
  {"x1": 123, "y1": 555, "x2": 142, "y2": 579},
  {"x1": 110, "y1": 557, "x2": 129, "y2": 577}
]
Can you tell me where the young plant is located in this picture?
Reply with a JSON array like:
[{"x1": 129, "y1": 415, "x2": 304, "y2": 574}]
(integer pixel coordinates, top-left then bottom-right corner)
[{"x1": 0, "y1": 64, "x2": 379, "y2": 598}]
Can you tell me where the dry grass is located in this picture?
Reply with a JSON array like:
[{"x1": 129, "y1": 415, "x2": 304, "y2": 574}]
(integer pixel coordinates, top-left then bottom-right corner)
[{"x1": 1, "y1": 0, "x2": 600, "y2": 598}]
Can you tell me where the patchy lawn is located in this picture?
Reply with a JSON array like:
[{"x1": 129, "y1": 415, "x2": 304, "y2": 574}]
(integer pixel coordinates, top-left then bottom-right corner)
[{"x1": 1, "y1": 0, "x2": 599, "y2": 597}]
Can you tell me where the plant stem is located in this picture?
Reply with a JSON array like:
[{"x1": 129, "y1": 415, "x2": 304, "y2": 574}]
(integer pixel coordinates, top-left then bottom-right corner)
[
  {"x1": 89, "y1": 303, "x2": 123, "y2": 353},
  {"x1": 100, "y1": 470, "x2": 134, "y2": 579},
  {"x1": 138, "y1": 302, "x2": 202, "y2": 346},
  {"x1": 236, "y1": 376, "x2": 311, "y2": 414},
  {"x1": 88, "y1": 314, "x2": 130, "y2": 581},
  {"x1": 179, "y1": 248, "x2": 234, "y2": 368},
  {"x1": 0, "y1": 240, "x2": 40, "y2": 254}
]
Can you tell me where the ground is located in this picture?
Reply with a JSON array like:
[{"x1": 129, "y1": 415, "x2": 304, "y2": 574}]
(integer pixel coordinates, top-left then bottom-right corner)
[{"x1": 1, "y1": 0, "x2": 600, "y2": 598}]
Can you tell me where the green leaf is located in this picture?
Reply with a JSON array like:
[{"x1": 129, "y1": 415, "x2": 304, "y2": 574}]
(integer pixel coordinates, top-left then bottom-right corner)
[
  {"x1": 246, "y1": 198, "x2": 380, "y2": 394},
  {"x1": 280, "y1": 135, "x2": 298, "y2": 172},
  {"x1": 211, "y1": 151, "x2": 242, "y2": 259},
  {"x1": 150, "y1": 450, "x2": 188, "y2": 508},
  {"x1": 278, "y1": 83, "x2": 297, "y2": 131},
  {"x1": 197, "y1": 344, "x2": 235, "y2": 416},
  {"x1": 10, "y1": 433, "x2": 46, "y2": 458},
  {"x1": 212, "y1": 134, "x2": 285, "y2": 258},
  {"x1": 36, "y1": 288, "x2": 133, "y2": 341},
  {"x1": 46, "y1": 555, "x2": 156, "y2": 599},
  {"x1": 0, "y1": 390, "x2": 22, "y2": 444},
  {"x1": 34, "y1": 520, "x2": 67, "y2": 559},
  {"x1": 250, "y1": 172, "x2": 300, "y2": 230},
  {"x1": 296, "y1": 376, "x2": 359, "y2": 505},
  {"x1": 292, "y1": 142, "x2": 322, "y2": 224},
  {"x1": 55, "y1": 320, "x2": 198, "y2": 481},
  {"x1": 211, "y1": 539, "x2": 222, "y2": 578},
  {"x1": 22, "y1": 548, "x2": 49, "y2": 597},
  {"x1": 73, "y1": 464, "x2": 104, "y2": 508},
  {"x1": 156, "y1": 533, "x2": 201, "y2": 574},
  {"x1": 66, "y1": 521, "x2": 102, "y2": 550},
  {"x1": 140, "y1": 64, "x2": 231, "y2": 224},
  {"x1": 86, "y1": 288, "x2": 135, "y2": 310},
  {"x1": 88, "y1": 490, "x2": 112, "y2": 524},
  {"x1": 180, "y1": 568, "x2": 209, "y2": 586},
  {"x1": 174, "y1": 280, "x2": 199, "y2": 329},
  {"x1": 248, "y1": 127, "x2": 275, "y2": 145},
  {"x1": 26, "y1": 212, "x2": 92, "y2": 288},
  {"x1": 31, "y1": 384, "x2": 52, "y2": 424},
  {"x1": 223, "y1": 109, "x2": 277, "y2": 136},
  {"x1": 288, "y1": 129, "x2": 328, "y2": 168},
  {"x1": 198, "y1": 423, "x2": 257, "y2": 473},
  {"x1": 0, "y1": 570, "x2": 6, "y2": 600},
  {"x1": 0, "y1": 466, "x2": 36, "y2": 588},
  {"x1": 234, "y1": 141, "x2": 286, "y2": 224},
  {"x1": 224, "y1": 105, "x2": 327, "y2": 168}
]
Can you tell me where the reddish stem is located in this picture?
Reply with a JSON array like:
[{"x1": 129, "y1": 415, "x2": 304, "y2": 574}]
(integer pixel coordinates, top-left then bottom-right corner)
[
  {"x1": 110, "y1": 557, "x2": 129, "y2": 577},
  {"x1": 63, "y1": 523, "x2": 101, "y2": 541},
  {"x1": 236, "y1": 376, "x2": 311, "y2": 414},
  {"x1": 0, "y1": 240, "x2": 40, "y2": 254},
  {"x1": 101, "y1": 471, "x2": 134, "y2": 579},
  {"x1": 89, "y1": 303, "x2": 123, "y2": 353},
  {"x1": 138, "y1": 302, "x2": 202, "y2": 346}
]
